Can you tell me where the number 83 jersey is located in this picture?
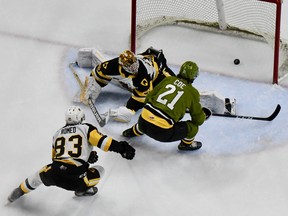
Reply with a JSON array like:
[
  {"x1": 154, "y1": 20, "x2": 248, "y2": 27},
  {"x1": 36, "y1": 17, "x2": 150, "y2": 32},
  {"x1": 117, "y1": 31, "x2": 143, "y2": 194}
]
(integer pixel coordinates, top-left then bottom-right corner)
[{"x1": 51, "y1": 123, "x2": 112, "y2": 166}]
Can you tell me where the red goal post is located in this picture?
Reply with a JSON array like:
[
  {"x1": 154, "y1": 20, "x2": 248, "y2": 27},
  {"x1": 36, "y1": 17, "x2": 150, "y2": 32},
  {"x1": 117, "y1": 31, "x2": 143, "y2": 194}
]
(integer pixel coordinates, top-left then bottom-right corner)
[{"x1": 130, "y1": 0, "x2": 286, "y2": 84}]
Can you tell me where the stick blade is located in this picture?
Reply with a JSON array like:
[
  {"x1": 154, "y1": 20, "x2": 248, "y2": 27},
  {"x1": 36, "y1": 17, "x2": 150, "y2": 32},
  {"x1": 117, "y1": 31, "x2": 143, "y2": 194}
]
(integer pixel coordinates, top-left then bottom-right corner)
[
  {"x1": 211, "y1": 104, "x2": 281, "y2": 121},
  {"x1": 266, "y1": 104, "x2": 281, "y2": 121},
  {"x1": 98, "y1": 120, "x2": 106, "y2": 127}
]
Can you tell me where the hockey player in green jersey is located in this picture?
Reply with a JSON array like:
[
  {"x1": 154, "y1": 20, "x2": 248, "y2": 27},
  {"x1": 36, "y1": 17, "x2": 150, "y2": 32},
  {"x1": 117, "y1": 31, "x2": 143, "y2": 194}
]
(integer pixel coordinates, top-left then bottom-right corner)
[{"x1": 122, "y1": 61, "x2": 210, "y2": 151}]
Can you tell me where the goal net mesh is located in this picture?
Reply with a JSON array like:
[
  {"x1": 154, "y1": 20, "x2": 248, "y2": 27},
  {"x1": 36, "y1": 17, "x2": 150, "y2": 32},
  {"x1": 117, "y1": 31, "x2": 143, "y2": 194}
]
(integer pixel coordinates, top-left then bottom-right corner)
[{"x1": 133, "y1": 0, "x2": 288, "y2": 81}]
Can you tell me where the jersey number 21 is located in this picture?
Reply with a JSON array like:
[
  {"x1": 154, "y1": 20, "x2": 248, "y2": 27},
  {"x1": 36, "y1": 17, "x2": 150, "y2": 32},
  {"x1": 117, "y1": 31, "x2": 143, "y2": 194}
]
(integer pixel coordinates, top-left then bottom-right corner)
[{"x1": 156, "y1": 84, "x2": 183, "y2": 110}]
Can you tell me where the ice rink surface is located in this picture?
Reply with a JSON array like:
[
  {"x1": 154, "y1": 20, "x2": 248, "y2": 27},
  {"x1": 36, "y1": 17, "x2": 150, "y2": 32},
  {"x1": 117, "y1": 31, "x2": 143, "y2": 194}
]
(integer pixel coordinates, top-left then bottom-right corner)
[{"x1": 0, "y1": 1, "x2": 288, "y2": 216}]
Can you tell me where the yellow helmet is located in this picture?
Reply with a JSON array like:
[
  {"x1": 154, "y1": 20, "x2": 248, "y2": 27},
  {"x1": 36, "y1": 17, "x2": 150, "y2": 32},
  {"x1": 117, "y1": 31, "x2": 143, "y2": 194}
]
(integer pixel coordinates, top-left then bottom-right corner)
[{"x1": 119, "y1": 50, "x2": 139, "y2": 74}]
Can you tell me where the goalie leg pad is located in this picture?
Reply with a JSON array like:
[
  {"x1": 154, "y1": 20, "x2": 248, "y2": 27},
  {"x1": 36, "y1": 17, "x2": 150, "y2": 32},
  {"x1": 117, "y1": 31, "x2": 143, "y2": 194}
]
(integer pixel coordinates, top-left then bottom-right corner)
[
  {"x1": 200, "y1": 91, "x2": 225, "y2": 114},
  {"x1": 225, "y1": 98, "x2": 236, "y2": 115},
  {"x1": 109, "y1": 106, "x2": 135, "y2": 123},
  {"x1": 80, "y1": 76, "x2": 101, "y2": 105}
]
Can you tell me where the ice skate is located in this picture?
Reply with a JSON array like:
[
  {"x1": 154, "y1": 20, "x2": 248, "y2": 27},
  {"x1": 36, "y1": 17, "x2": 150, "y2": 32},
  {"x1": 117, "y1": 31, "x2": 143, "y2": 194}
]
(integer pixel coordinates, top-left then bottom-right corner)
[
  {"x1": 178, "y1": 141, "x2": 202, "y2": 151},
  {"x1": 75, "y1": 187, "x2": 98, "y2": 197},
  {"x1": 122, "y1": 128, "x2": 137, "y2": 137},
  {"x1": 8, "y1": 187, "x2": 24, "y2": 203}
]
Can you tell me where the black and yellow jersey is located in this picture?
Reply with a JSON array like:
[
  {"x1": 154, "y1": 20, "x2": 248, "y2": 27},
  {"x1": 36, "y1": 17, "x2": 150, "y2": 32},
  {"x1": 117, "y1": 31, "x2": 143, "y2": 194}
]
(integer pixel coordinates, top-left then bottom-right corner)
[
  {"x1": 91, "y1": 55, "x2": 169, "y2": 111},
  {"x1": 89, "y1": 48, "x2": 175, "y2": 112},
  {"x1": 92, "y1": 57, "x2": 134, "y2": 87},
  {"x1": 52, "y1": 123, "x2": 120, "y2": 167}
]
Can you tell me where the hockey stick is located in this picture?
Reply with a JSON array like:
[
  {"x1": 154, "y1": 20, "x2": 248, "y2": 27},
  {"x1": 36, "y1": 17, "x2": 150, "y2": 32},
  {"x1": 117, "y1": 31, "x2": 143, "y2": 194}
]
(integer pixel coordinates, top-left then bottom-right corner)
[
  {"x1": 212, "y1": 104, "x2": 281, "y2": 121},
  {"x1": 69, "y1": 63, "x2": 106, "y2": 127}
]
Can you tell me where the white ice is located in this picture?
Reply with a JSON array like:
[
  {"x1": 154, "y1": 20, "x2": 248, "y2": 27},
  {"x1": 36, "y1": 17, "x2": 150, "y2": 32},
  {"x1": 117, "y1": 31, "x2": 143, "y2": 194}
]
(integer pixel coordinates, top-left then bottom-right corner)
[{"x1": 1, "y1": 1, "x2": 288, "y2": 216}]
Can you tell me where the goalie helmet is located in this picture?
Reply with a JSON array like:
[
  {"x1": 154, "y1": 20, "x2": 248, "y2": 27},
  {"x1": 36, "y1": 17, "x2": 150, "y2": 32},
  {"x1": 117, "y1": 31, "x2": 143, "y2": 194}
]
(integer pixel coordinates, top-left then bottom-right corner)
[
  {"x1": 65, "y1": 106, "x2": 85, "y2": 125},
  {"x1": 119, "y1": 50, "x2": 139, "y2": 74},
  {"x1": 178, "y1": 61, "x2": 199, "y2": 83}
]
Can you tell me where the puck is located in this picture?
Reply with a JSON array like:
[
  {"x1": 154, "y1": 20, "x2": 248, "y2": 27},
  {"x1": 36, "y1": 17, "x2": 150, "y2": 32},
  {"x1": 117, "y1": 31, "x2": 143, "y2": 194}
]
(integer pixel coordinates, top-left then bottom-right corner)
[{"x1": 234, "y1": 59, "x2": 240, "y2": 65}]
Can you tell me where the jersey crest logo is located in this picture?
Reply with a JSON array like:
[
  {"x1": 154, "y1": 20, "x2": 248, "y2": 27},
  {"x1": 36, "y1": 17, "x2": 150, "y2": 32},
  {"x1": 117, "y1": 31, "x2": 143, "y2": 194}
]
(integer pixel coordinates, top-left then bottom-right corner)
[
  {"x1": 141, "y1": 79, "x2": 148, "y2": 86},
  {"x1": 102, "y1": 62, "x2": 108, "y2": 69}
]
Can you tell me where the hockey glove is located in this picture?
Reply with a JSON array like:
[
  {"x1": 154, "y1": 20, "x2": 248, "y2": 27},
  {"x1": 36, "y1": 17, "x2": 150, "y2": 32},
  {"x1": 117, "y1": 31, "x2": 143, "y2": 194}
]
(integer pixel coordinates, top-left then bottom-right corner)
[
  {"x1": 119, "y1": 141, "x2": 135, "y2": 160},
  {"x1": 202, "y1": 107, "x2": 212, "y2": 120},
  {"x1": 88, "y1": 151, "x2": 98, "y2": 164},
  {"x1": 109, "y1": 106, "x2": 135, "y2": 123}
]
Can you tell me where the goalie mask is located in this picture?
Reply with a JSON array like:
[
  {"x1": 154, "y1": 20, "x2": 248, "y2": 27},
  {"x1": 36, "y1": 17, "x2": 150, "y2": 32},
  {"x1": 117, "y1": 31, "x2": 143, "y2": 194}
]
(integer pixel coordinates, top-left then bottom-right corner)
[
  {"x1": 177, "y1": 61, "x2": 199, "y2": 83},
  {"x1": 119, "y1": 50, "x2": 139, "y2": 74},
  {"x1": 65, "y1": 106, "x2": 85, "y2": 125}
]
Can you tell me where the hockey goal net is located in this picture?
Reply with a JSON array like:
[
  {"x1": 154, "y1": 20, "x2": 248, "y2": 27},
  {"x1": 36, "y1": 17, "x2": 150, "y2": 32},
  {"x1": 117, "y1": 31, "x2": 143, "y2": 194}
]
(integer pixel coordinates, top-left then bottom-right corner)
[{"x1": 130, "y1": 0, "x2": 287, "y2": 84}]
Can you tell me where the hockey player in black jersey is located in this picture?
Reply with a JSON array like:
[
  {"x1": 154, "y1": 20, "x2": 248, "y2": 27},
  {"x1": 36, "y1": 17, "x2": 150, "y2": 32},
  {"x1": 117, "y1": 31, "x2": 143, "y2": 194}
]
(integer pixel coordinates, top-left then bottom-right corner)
[
  {"x1": 8, "y1": 106, "x2": 135, "y2": 203},
  {"x1": 77, "y1": 47, "x2": 175, "y2": 123}
]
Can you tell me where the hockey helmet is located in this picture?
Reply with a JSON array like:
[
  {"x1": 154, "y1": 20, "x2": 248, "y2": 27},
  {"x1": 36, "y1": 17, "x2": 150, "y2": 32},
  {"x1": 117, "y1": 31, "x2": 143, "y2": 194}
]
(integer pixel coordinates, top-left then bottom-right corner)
[
  {"x1": 65, "y1": 106, "x2": 85, "y2": 125},
  {"x1": 178, "y1": 61, "x2": 199, "y2": 83},
  {"x1": 119, "y1": 50, "x2": 139, "y2": 74}
]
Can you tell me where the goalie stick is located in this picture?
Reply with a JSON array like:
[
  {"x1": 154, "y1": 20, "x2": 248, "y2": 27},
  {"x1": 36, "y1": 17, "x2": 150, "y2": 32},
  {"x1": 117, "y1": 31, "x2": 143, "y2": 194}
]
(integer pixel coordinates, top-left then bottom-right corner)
[
  {"x1": 212, "y1": 104, "x2": 281, "y2": 121},
  {"x1": 69, "y1": 63, "x2": 106, "y2": 127}
]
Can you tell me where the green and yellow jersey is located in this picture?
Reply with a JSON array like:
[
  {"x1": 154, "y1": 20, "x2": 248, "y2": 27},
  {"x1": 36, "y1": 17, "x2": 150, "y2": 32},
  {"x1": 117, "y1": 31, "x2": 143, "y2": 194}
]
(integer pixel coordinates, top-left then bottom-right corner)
[{"x1": 143, "y1": 76, "x2": 205, "y2": 128}]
